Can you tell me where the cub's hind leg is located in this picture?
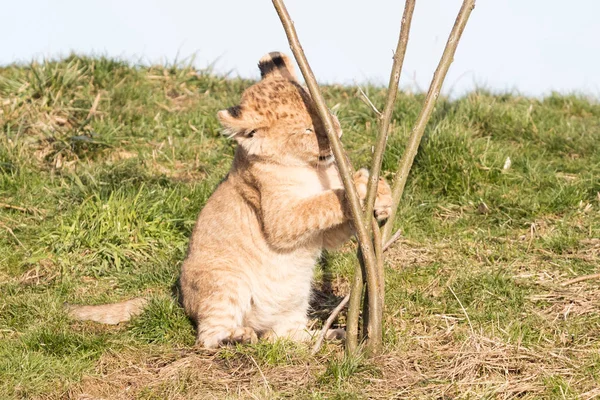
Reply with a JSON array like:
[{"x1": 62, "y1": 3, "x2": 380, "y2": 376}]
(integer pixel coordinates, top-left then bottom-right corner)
[
  {"x1": 180, "y1": 265, "x2": 255, "y2": 349},
  {"x1": 195, "y1": 288, "x2": 256, "y2": 348},
  {"x1": 199, "y1": 325, "x2": 258, "y2": 348}
]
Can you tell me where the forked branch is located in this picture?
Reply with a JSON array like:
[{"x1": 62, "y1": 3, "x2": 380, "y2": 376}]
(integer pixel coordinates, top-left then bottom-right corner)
[
  {"x1": 346, "y1": 0, "x2": 416, "y2": 353},
  {"x1": 272, "y1": 0, "x2": 475, "y2": 357},
  {"x1": 272, "y1": 0, "x2": 383, "y2": 353},
  {"x1": 382, "y1": 0, "x2": 476, "y2": 243}
]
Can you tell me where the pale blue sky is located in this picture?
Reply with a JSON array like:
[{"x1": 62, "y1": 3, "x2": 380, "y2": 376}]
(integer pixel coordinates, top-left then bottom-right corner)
[{"x1": 2, "y1": 1, "x2": 599, "y2": 97}]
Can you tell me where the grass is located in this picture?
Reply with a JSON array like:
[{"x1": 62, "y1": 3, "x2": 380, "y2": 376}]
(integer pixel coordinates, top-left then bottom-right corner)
[{"x1": 1, "y1": 55, "x2": 600, "y2": 399}]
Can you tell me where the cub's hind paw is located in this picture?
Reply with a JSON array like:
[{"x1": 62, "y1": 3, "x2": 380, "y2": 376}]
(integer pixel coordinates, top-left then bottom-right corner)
[
  {"x1": 224, "y1": 326, "x2": 258, "y2": 345},
  {"x1": 353, "y1": 169, "x2": 393, "y2": 220},
  {"x1": 197, "y1": 326, "x2": 258, "y2": 349}
]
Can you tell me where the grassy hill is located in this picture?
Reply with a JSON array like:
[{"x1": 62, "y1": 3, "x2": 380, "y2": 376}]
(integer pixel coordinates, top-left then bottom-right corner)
[{"x1": 1, "y1": 56, "x2": 599, "y2": 399}]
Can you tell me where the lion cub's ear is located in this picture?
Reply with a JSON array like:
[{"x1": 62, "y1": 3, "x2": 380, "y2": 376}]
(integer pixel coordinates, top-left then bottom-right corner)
[
  {"x1": 258, "y1": 52, "x2": 298, "y2": 81},
  {"x1": 217, "y1": 106, "x2": 257, "y2": 142}
]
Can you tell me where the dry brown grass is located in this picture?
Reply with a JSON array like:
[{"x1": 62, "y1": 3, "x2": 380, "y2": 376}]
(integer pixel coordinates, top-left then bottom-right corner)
[
  {"x1": 58, "y1": 318, "x2": 599, "y2": 400},
  {"x1": 66, "y1": 348, "x2": 324, "y2": 400}
]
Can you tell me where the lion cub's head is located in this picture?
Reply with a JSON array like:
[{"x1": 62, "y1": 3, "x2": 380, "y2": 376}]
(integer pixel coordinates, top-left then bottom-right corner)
[{"x1": 217, "y1": 52, "x2": 341, "y2": 167}]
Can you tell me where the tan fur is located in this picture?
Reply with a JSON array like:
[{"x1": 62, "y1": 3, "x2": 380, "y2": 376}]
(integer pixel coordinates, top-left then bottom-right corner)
[
  {"x1": 180, "y1": 52, "x2": 392, "y2": 348},
  {"x1": 67, "y1": 52, "x2": 392, "y2": 349},
  {"x1": 66, "y1": 298, "x2": 148, "y2": 325}
]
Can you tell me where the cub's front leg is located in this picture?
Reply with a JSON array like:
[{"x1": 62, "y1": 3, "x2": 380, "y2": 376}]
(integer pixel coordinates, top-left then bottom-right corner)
[
  {"x1": 323, "y1": 168, "x2": 393, "y2": 249},
  {"x1": 261, "y1": 189, "x2": 350, "y2": 250},
  {"x1": 322, "y1": 222, "x2": 354, "y2": 250}
]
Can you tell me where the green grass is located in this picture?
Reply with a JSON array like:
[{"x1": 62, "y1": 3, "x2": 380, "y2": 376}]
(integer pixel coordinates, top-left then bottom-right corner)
[{"x1": 1, "y1": 55, "x2": 600, "y2": 399}]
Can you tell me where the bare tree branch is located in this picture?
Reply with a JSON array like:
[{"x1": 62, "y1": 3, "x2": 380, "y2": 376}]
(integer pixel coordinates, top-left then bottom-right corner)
[
  {"x1": 363, "y1": 0, "x2": 415, "y2": 227},
  {"x1": 272, "y1": 0, "x2": 383, "y2": 353},
  {"x1": 382, "y1": 228, "x2": 403, "y2": 252},
  {"x1": 346, "y1": 0, "x2": 415, "y2": 354},
  {"x1": 272, "y1": 0, "x2": 476, "y2": 357},
  {"x1": 311, "y1": 294, "x2": 350, "y2": 355},
  {"x1": 373, "y1": 218, "x2": 384, "y2": 294},
  {"x1": 382, "y1": 0, "x2": 476, "y2": 243},
  {"x1": 362, "y1": 218, "x2": 385, "y2": 338},
  {"x1": 345, "y1": 226, "x2": 401, "y2": 341},
  {"x1": 345, "y1": 254, "x2": 363, "y2": 353}
]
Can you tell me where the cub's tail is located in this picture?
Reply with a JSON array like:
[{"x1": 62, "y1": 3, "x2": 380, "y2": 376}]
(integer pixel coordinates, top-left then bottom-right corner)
[{"x1": 66, "y1": 297, "x2": 149, "y2": 325}]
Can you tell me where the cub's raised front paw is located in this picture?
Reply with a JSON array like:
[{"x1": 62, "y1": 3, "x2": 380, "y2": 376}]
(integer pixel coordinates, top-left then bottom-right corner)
[
  {"x1": 353, "y1": 168, "x2": 392, "y2": 220},
  {"x1": 353, "y1": 168, "x2": 370, "y2": 201},
  {"x1": 374, "y1": 177, "x2": 392, "y2": 221}
]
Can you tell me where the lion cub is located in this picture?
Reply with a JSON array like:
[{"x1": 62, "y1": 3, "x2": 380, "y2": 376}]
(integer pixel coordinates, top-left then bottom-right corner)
[
  {"x1": 68, "y1": 52, "x2": 392, "y2": 349},
  {"x1": 179, "y1": 52, "x2": 392, "y2": 348}
]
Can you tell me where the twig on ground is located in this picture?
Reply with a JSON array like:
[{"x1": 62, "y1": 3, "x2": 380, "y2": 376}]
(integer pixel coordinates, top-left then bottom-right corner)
[
  {"x1": 272, "y1": 0, "x2": 382, "y2": 354},
  {"x1": 0, "y1": 202, "x2": 33, "y2": 214},
  {"x1": 382, "y1": 0, "x2": 476, "y2": 242},
  {"x1": 247, "y1": 355, "x2": 272, "y2": 394},
  {"x1": 561, "y1": 273, "x2": 600, "y2": 287},
  {"x1": 311, "y1": 294, "x2": 350, "y2": 355},
  {"x1": 447, "y1": 284, "x2": 475, "y2": 336},
  {"x1": 383, "y1": 229, "x2": 403, "y2": 252}
]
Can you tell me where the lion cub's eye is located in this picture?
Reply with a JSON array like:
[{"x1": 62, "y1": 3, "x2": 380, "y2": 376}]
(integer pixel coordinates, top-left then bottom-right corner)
[
  {"x1": 305, "y1": 128, "x2": 313, "y2": 134},
  {"x1": 246, "y1": 129, "x2": 256, "y2": 138}
]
